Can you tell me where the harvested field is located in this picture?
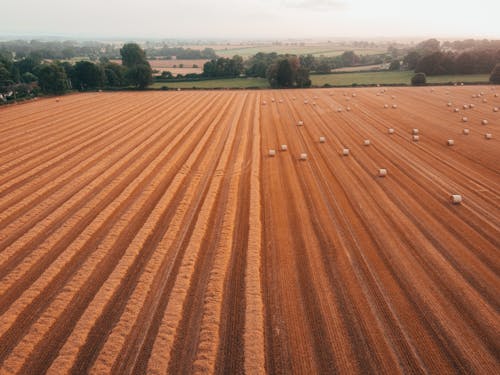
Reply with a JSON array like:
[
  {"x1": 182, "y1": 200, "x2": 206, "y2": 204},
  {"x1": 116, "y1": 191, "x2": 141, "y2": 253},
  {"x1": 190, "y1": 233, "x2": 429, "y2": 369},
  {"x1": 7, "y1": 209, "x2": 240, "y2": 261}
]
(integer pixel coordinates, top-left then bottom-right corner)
[{"x1": 0, "y1": 86, "x2": 499, "y2": 374}]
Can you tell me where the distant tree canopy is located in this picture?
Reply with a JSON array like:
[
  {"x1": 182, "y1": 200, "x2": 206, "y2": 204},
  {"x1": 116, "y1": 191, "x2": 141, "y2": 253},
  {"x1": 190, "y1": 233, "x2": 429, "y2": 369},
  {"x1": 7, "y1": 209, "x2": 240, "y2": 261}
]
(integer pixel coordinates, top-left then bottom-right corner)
[
  {"x1": 74, "y1": 60, "x2": 104, "y2": 90},
  {"x1": 266, "y1": 57, "x2": 311, "y2": 88},
  {"x1": 245, "y1": 52, "x2": 279, "y2": 77},
  {"x1": 120, "y1": 43, "x2": 152, "y2": 88},
  {"x1": 126, "y1": 64, "x2": 153, "y2": 89},
  {"x1": 415, "y1": 38, "x2": 441, "y2": 55},
  {"x1": 403, "y1": 51, "x2": 420, "y2": 70},
  {"x1": 490, "y1": 63, "x2": 500, "y2": 84},
  {"x1": 203, "y1": 56, "x2": 243, "y2": 77},
  {"x1": 121, "y1": 43, "x2": 148, "y2": 68},
  {"x1": 389, "y1": 60, "x2": 401, "y2": 71},
  {"x1": 412, "y1": 50, "x2": 499, "y2": 76},
  {"x1": 104, "y1": 62, "x2": 127, "y2": 87},
  {"x1": 340, "y1": 51, "x2": 360, "y2": 66},
  {"x1": 402, "y1": 38, "x2": 500, "y2": 76},
  {"x1": 34, "y1": 63, "x2": 68, "y2": 94}
]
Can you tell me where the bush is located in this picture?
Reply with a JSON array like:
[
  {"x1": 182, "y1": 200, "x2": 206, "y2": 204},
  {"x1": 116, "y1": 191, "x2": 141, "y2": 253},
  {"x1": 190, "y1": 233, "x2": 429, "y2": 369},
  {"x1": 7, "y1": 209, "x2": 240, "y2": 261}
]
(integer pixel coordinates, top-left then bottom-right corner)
[
  {"x1": 411, "y1": 72, "x2": 427, "y2": 86},
  {"x1": 389, "y1": 60, "x2": 401, "y2": 71},
  {"x1": 490, "y1": 63, "x2": 500, "y2": 84}
]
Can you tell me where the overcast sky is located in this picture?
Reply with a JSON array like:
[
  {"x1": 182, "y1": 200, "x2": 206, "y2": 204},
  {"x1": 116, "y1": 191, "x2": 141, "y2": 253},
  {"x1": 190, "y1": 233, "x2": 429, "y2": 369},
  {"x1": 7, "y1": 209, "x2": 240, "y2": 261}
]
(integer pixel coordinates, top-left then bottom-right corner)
[{"x1": 2, "y1": 0, "x2": 499, "y2": 40}]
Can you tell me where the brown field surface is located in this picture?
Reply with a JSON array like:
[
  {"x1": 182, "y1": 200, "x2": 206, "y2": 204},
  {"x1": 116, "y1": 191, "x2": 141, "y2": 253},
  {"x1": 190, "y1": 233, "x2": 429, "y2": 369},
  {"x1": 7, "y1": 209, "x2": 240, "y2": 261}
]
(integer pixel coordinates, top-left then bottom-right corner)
[{"x1": 0, "y1": 87, "x2": 499, "y2": 374}]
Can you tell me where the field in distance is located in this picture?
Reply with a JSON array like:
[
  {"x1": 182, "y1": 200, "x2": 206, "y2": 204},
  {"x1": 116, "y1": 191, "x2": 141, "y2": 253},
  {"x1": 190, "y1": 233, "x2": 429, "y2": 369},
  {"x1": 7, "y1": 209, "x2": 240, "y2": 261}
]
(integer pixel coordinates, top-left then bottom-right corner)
[
  {"x1": 199, "y1": 42, "x2": 385, "y2": 58},
  {"x1": 0, "y1": 87, "x2": 498, "y2": 374},
  {"x1": 152, "y1": 71, "x2": 490, "y2": 89}
]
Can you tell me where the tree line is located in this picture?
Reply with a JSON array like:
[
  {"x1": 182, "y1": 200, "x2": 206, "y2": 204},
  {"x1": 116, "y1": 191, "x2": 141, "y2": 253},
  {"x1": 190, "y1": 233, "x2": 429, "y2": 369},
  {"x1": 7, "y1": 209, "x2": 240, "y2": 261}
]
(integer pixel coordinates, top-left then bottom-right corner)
[
  {"x1": 0, "y1": 43, "x2": 153, "y2": 101},
  {"x1": 0, "y1": 40, "x2": 220, "y2": 62},
  {"x1": 401, "y1": 38, "x2": 500, "y2": 76}
]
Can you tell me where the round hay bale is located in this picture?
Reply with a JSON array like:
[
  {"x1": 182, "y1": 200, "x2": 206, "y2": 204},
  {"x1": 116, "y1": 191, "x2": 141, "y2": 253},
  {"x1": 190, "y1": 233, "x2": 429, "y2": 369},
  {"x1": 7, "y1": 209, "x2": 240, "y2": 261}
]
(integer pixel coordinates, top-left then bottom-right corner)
[
  {"x1": 447, "y1": 102, "x2": 452, "y2": 107},
  {"x1": 300, "y1": 153, "x2": 308, "y2": 160},
  {"x1": 412, "y1": 135, "x2": 420, "y2": 142},
  {"x1": 297, "y1": 120, "x2": 304, "y2": 126},
  {"x1": 463, "y1": 128, "x2": 470, "y2": 135},
  {"x1": 463, "y1": 104, "x2": 469, "y2": 109},
  {"x1": 262, "y1": 101, "x2": 267, "y2": 105},
  {"x1": 363, "y1": 139, "x2": 371, "y2": 146},
  {"x1": 451, "y1": 194, "x2": 462, "y2": 204},
  {"x1": 319, "y1": 136, "x2": 326, "y2": 143},
  {"x1": 482, "y1": 119, "x2": 488, "y2": 125},
  {"x1": 454, "y1": 108, "x2": 460, "y2": 112},
  {"x1": 447, "y1": 139, "x2": 454, "y2": 146},
  {"x1": 412, "y1": 128, "x2": 419, "y2": 135},
  {"x1": 337, "y1": 108, "x2": 343, "y2": 112},
  {"x1": 485, "y1": 133, "x2": 492, "y2": 139},
  {"x1": 346, "y1": 106, "x2": 351, "y2": 111},
  {"x1": 379, "y1": 168, "x2": 387, "y2": 177},
  {"x1": 352, "y1": 93, "x2": 357, "y2": 97},
  {"x1": 462, "y1": 117, "x2": 468, "y2": 122},
  {"x1": 494, "y1": 93, "x2": 498, "y2": 98},
  {"x1": 482, "y1": 99, "x2": 487, "y2": 103},
  {"x1": 269, "y1": 149, "x2": 276, "y2": 157},
  {"x1": 384, "y1": 104, "x2": 389, "y2": 109},
  {"x1": 281, "y1": 144, "x2": 288, "y2": 151},
  {"x1": 388, "y1": 128, "x2": 395, "y2": 134},
  {"x1": 469, "y1": 103, "x2": 475, "y2": 109},
  {"x1": 494, "y1": 107, "x2": 499, "y2": 112},
  {"x1": 392, "y1": 104, "x2": 398, "y2": 109},
  {"x1": 342, "y1": 148, "x2": 350, "y2": 156}
]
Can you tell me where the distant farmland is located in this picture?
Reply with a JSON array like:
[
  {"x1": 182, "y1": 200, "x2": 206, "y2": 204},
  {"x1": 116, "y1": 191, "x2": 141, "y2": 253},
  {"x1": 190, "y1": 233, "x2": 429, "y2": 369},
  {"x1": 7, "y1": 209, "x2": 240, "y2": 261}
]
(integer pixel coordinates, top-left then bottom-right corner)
[
  {"x1": 208, "y1": 43, "x2": 385, "y2": 58},
  {"x1": 311, "y1": 72, "x2": 490, "y2": 86},
  {"x1": 152, "y1": 72, "x2": 490, "y2": 89},
  {"x1": 0, "y1": 87, "x2": 498, "y2": 374}
]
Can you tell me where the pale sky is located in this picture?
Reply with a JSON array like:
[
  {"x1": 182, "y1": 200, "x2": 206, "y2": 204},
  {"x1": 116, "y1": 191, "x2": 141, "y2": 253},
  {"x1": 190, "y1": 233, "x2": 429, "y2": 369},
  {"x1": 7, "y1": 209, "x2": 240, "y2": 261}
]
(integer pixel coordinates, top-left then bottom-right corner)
[{"x1": 2, "y1": 0, "x2": 499, "y2": 40}]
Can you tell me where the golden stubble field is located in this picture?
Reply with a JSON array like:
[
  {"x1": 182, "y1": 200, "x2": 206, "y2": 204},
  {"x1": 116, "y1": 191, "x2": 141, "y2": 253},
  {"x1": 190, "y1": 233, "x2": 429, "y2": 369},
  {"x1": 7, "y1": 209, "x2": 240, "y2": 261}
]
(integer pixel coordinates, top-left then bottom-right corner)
[{"x1": 0, "y1": 86, "x2": 499, "y2": 374}]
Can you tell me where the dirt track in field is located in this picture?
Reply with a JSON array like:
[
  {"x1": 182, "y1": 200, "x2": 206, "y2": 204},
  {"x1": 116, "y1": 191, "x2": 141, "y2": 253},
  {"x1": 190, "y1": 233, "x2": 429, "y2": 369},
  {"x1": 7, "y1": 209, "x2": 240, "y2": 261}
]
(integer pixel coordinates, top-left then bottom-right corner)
[{"x1": 0, "y1": 87, "x2": 499, "y2": 374}]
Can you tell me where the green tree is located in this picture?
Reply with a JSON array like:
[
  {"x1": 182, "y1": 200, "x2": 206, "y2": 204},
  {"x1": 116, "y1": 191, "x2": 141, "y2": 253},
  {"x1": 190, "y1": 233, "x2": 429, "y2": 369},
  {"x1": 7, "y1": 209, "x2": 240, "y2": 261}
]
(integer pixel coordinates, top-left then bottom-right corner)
[
  {"x1": 266, "y1": 57, "x2": 310, "y2": 88},
  {"x1": 0, "y1": 65, "x2": 12, "y2": 84},
  {"x1": 296, "y1": 67, "x2": 311, "y2": 88},
  {"x1": 455, "y1": 52, "x2": 475, "y2": 74},
  {"x1": 21, "y1": 72, "x2": 38, "y2": 83},
  {"x1": 74, "y1": 61, "x2": 104, "y2": 90},
  {"x1": 126, "y1": 64, "x2": 153, "y2": 88},
  {"x1": 104, "y1": 62, "x2": 127, "y2": 86},
  {"x1": 35, "y1": 63, "x2": 68, "y2": 94},
  {"x1": 490, "y1": 63, "x2": 500, "y2": 84},
  {"x1": 403, "y1": 51, "x2": 420, "y2": 70},
  {"x1": 411, "y1": 72, "x2": 426, "y2": 86},
  {"x1": 389, "y1": 60, "x2": 401, "y2": 71},
  {"x1": 415, "y1": 38, "x2": 441, "y2": 55},
  {"x1": 120, "y1": 43, "x2": 152, "y2": 88},
  {"x1": 120, "y1": 43, "x2": 148, "y2": 68},
  {"x1": 15, "y1": 53, "x2": 42, "y2": 75},
  {"x1": 415, "y1": 52, "x2": 448, "y2": 76},
  {"x1": 340, "y1": 51, "x2": 360, "y2": 67},
  {"x1": 275, "y1": 59, "x2": 294, "y2": 87}
]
